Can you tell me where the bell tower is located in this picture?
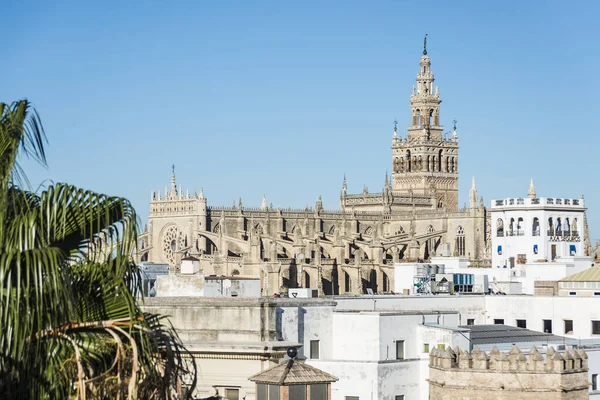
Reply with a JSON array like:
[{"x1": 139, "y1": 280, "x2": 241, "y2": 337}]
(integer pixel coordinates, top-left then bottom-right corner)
[{"x1": 391, "y1": 36, "x2": 459, "y2": 210}]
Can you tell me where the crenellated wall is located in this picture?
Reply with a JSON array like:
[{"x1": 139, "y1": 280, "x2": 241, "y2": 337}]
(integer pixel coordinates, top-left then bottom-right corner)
[{"x1": 428, "y1": 345, "x2": 589, "y2": 399}]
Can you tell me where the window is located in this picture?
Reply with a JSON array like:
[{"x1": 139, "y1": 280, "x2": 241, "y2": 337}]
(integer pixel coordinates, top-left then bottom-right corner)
[
  {"x1": 532, "y1": 217, "x2": 540, "y2": 236},
  {"x1": 345, "y1": 397, "x2": 359, "y2": 400},
  {"x1": 456, "y1": 226, "x2": 465, "y2": 256},
  {"x1": 595, "y1": 292, "x2": 600, "y2": 296},
  {"x1": 396, "y1": 340, "x2": 405, "y2": 360},
  {"x1": 423, "y1": 343, "x2": 430, "y2": 353},
  {"x1": 564, "y1": 320, "x2": 573, "y2": 334},
  {"x1": 516, "y1": 319, "x2": 527, "y2": 328},
  {"x1": 494, "y1": 319, "x2": 504, "y2": 325},
  {"x1": 543, "y1": 319, "x2": 553, "y2": 333},
  {"x1": 395, "y1": 396, "x2": 405, "y2": 400},
  {"x1": 289, "y1": 385, "x2": 306, "y2": 400},
  {"x1": 225, "y1": 389, "x2": 240, "y2": 400},
  {"x1": 593, "y1": 374, "x2": 598, "y2": 391},
  {"x1": 310, "y1": 385, "x2": 327, "y2": 400},
  {"x1": 496, "y1": 218, "x2": 504, "y2": 237},
  {"x1": 257, "y1": 384, "x2": 267, "y2": 400},
  {"x1": 467, "y1": 319, "x2": 475, "y2": 326},
  {"x1": 593, "y1": 321, "x2": 600, "y2": 335},
  {"x1": 437, "y1": 343, "x2": 446, "y2": 350},
  {"x1": 269, "y1": 385, "x2": 280, "y2": 400},
  {"x1": 310, "y1": 340, "x2": 320, "y2": 359},
  {"x1": 569, "y1": 291, "x2": 577, "y2": 296}
]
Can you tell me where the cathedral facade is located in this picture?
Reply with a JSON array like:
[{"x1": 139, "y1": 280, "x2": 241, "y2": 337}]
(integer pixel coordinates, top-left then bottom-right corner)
[{"x1": 138, "y1": 48, "x2": 490, "y2": 296}]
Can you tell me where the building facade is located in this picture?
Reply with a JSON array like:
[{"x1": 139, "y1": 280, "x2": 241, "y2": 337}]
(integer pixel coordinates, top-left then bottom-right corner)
[
  {"x1": 428, "y1": 345, "x2": 590, "y2": 399},
  {"x1": 137, "y1": 47, "x2": 495, "y2": 296},
  {"x1": 491, "y1": 180, "x2": 591, "y2": 269}
]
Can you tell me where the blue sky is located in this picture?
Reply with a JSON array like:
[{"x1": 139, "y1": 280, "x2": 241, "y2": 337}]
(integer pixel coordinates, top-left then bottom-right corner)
[{"x1": 3, "y1": 1, "x2": 600, "y2": 240}]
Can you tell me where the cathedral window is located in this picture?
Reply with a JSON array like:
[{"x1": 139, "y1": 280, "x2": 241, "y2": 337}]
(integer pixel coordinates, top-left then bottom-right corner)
[{"x1": 456, "y1": 226, "x2": 465, "y2": 256}]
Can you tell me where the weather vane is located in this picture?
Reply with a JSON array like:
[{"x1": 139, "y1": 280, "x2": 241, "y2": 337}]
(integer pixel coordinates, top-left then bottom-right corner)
[
  {"x1": 394, "y1": 119, "x2": 398, "y2": 130},
  {"x1": 453, "y1": 119, "x2": 457, "y2": 130},
  {"x1": 423, "y1": 34, "x2": 428, "y2": 55},
  {"x1": 172, "y1": 164, "x2": 175, "y2": 175}
]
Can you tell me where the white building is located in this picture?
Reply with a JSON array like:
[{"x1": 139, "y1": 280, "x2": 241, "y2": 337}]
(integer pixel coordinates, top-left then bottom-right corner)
[{"x1": 491, "y1": 180, "x2": 586, "y2": 268}]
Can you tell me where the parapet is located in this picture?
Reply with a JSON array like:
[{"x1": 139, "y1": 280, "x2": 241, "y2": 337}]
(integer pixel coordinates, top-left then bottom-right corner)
[{"x1": 429, "y1": 345, "x2": 588, "y2": 373}]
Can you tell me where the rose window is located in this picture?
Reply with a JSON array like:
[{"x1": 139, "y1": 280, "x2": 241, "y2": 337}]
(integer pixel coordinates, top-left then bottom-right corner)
[{"x1": 162, "y1": 225, "x2": 185, "y2": 265}]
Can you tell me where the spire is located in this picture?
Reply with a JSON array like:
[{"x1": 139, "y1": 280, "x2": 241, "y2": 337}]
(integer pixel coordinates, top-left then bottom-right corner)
[
  {"x1": 342, "y1": 174, "x2": 347, "y2": 193},
  {"x1": 452, "y1": 119, "x2": 458, "y2": 142},
  {"x1": 199, "y1": 186, "x2": 205, "y2": 200},
  {"x1": 170, "y1": 164, "x2": 177, "y2": 199},
  {"x1": 239, "y1": 196, "x2": 243, "y2": 208},
  {"x1": 469, "y1": 176, "x2": 478, "y2": 209},
  {"x1": 527, "y1": 178, "x2": 537, "y2": 199},
  {"x1": 260, "y1": 195, "x2": 268, "y2": 211},
  {"x1": 393, "y1": 119, "x2": 398, "y2": 139},
  {"x1": 423, "y1": 33, "x2": 428, "y2": 55}
]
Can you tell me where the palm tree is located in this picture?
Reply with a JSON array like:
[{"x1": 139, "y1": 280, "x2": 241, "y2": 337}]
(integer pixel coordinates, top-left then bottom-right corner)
[{"x1": 0, "y1": 100, "x2": 196, "y2": 399}]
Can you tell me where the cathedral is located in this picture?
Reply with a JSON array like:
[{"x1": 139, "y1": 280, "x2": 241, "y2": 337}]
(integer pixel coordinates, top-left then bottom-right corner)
[{"x1": 138, "y1": 44, "x2": 490, "y2": 296}]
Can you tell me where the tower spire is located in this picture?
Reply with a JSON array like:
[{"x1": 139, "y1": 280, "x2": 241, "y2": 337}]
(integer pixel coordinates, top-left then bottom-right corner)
[
  {"x1": 527, "y1": 178, "x2": 537, "y2": 199},
  {"x1": 170, "y1": 164, "x2": 177, "y2": 198},
  {"x1": 469, "y1": 177, "x2": 478, "y2": 209}
]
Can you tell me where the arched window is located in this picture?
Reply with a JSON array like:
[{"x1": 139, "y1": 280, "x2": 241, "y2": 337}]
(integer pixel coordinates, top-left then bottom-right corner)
[
  {"x1": 416, "y1": 110, "x2": 421, "y2": 126},
  {"x1": 517, "y1": 217, "x2": 524, "y2": 236},
  {"x1": 509, "y1": 218, "x2": 515, "y2": 236},
  {"x1": 407, "y1": 150, "x2": 411, "y2": 172},
  {"x1": 573, "y1": 218, "x2": 578, "y2": 235},
  {"x1": 532, "y1": 217, "x2": 540, "y2": 236},
  {"x1": 456, "y1": 226, "x2": 465, "y2": 256},
  {"x1": 565, "y1": 218, "x2": 570, "y2": 235},
  {"x1": 548, "y1": 217, "x2": 554, "y2": 235},
  {"x1": 438, "y1": 150, "x2": 443, "y2": 172},
  {"x1": 496, "y1": 219, "x2": 504, "y2": 237},
  {"x1": 556, "y1": 218, "x2": 562, "y2": 237}
]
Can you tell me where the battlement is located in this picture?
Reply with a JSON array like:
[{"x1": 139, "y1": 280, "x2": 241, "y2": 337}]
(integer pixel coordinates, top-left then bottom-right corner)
[{"x1": 429, "y1": 345, "x2": 588, "y2": 373}]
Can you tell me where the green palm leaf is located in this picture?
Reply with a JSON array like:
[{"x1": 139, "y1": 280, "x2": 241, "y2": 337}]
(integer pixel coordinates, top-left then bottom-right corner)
[{"x1": 0, "y1": 100, "x2": 196, "y2": 399}]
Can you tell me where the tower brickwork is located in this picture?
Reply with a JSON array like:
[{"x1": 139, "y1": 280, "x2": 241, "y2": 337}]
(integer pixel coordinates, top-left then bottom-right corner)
[
  {"x1": 429, "y1": 345, "x2": 589, "y2": 399},
  {"x1": 391, "y1": 48, "x2": 459, "y2": 210}
]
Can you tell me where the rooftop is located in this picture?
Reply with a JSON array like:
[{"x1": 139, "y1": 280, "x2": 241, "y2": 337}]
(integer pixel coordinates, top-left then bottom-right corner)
[
  {"x1": 249, "y1": 359, "x2": 338, "y2": 385},
  {"x1": 459, "y1": 324, "x2": 566, "y2": 346},
  {"x1": 490, "y1": 197, "x2": 584, "y2": 209},
  {"x1": 560, "y1": 267, "x2": 600, "y2": 282}
]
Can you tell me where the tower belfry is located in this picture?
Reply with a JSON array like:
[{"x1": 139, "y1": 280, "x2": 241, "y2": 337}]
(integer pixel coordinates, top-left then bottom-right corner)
[{"x1": 391, "y1": 38, "x2": 459, "y2": 210}]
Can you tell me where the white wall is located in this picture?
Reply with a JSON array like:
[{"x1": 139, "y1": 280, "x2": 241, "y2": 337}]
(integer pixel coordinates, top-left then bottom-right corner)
[
  {"x1": 490, "y1": 197, "x2": 585, "y2": 268},
  {"x1": 484, "y1": 295, "x2": 600, "y2": 338}
]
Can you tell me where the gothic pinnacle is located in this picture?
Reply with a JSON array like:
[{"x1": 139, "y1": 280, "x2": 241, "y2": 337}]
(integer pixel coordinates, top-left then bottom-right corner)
[{"x1": 528, "y1": 178, "x2": 537, "y2": 199}]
